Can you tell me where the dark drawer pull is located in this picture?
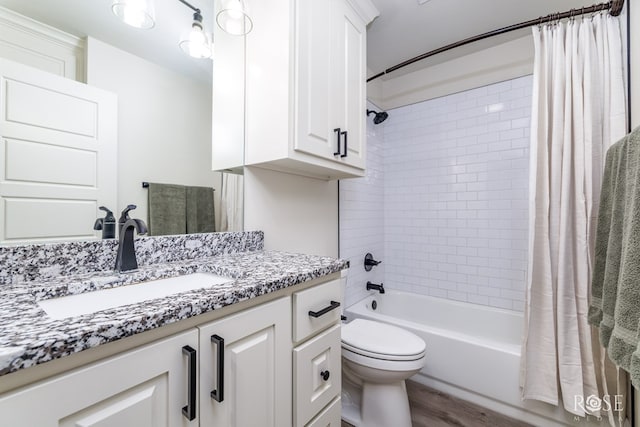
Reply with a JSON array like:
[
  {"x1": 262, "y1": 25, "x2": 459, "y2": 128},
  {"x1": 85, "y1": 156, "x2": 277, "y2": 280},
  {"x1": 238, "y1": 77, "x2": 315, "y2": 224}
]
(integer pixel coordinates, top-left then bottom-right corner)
[
  {"x1": 210, "y1": 334, "x2": 225, "y2": 403},
  {"x1": 340, "y1": 130, "x2": 348, "y2": 157},
  {"x1": 320, "y1": 370, "x2": 330, "y2": 381},
  {"x1": 182, "y1": 345, "x2": 197, "y2": 421},
  {"x1": 308, "y1": 301, "x2": 341, "y2": 318},
  {"x1": 333, "y1": 128, "x2": 341, "y2": 156}
]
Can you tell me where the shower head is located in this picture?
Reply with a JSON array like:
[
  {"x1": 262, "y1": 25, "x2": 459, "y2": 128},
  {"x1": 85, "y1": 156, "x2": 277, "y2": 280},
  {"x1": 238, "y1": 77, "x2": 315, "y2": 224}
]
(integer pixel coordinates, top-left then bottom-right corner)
[{"x1": 367, "y1": 109, "x2": 388, "y2": 125}]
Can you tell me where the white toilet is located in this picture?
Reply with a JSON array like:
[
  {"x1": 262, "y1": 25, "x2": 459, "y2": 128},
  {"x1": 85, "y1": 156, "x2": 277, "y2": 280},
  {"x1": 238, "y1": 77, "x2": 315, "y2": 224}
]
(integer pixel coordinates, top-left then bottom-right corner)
[{"x1": 341, "y1": 318, "x2": 426, "y2": 427}]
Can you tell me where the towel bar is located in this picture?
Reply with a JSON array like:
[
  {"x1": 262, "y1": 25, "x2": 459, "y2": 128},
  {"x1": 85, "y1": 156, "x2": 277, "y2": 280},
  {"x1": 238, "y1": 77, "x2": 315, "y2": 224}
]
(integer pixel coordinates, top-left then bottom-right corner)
[{"x1": 141, "y1": 182, "x2": 214, "y2": 190}]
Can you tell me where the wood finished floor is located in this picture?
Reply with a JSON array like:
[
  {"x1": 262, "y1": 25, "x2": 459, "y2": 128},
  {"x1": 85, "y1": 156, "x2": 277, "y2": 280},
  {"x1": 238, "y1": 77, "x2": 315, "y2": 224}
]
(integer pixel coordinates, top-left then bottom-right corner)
[{"x1": 341, "y1": 380, "x2": 533, "y2": 427}]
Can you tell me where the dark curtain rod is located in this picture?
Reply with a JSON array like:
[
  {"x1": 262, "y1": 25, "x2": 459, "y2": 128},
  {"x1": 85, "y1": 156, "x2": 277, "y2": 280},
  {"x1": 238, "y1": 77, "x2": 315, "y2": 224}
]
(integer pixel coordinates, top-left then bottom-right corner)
[{"x1": 367, "y1": 0, "x2": 625, "y2": 83}]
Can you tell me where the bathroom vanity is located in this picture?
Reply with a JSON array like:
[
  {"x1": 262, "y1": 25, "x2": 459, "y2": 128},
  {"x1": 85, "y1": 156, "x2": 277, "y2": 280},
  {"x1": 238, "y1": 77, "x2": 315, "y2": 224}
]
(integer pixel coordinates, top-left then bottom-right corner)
[{"x1": 0, "y1": 232, "x2": 346, "y2": 427}]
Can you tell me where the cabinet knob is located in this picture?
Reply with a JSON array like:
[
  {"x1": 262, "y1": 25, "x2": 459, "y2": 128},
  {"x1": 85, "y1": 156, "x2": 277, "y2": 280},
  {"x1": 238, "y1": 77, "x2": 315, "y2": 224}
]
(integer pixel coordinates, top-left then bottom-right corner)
[{"x1": 320, "y1": 370, "x2": 330, "y2": 381}]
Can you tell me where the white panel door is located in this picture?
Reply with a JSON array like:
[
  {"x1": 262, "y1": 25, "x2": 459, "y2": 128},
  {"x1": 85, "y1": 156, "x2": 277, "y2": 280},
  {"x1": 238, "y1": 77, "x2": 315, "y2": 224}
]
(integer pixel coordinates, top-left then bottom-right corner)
[
  {"x1": 0, "y1": 330, "x2": 199, "y2": 427},
  {"x1": 0, "y1": 58, "x2": 117, "y2": 245},
  {"x1": 199, "y1": 297, "x2": 292, "y2": 427}
]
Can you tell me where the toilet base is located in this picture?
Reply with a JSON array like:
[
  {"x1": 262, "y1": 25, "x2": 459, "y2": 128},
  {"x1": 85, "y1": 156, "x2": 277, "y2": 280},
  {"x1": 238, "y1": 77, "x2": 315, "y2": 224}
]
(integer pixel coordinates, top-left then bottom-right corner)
[
  {"x1": 362, "y1": 380, "x2": 412, "y2": 427},
  {"x1": 341, "y1": 378, "x2": 362, "y2": 426},
  {"x1": 341, "y1": 373, "x2": 413, "y2": 427}
]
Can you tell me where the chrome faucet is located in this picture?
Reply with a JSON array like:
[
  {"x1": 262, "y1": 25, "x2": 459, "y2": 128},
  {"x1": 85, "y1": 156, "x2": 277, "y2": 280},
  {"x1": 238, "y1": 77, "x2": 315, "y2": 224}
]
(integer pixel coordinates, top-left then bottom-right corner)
[
  {"x1": 366, "y1": 281, "x2": 385, "y2": 294},
  {"x1": 115, "y1": 218, "x2": 148, "y2": 272}
]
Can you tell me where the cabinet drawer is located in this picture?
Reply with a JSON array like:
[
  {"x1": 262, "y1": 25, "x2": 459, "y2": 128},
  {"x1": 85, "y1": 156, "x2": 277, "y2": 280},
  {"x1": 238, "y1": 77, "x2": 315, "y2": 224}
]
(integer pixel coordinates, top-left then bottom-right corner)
[
  {"x1": 293, "y1": 278, "x2": 342, "y2": 342},
  {"x1": 294, "y1": 324, "x2": 341, "y2": 427},
  {"x1": 305, "y1": 396, "x2": 341, "y2": 427}
]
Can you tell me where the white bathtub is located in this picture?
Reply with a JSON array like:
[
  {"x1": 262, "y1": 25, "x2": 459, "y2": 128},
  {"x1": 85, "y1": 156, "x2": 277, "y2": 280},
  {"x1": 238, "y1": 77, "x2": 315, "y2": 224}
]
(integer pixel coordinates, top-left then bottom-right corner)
[{"x1": 345, "y1": 290, "x2": 575, "y2": 426}]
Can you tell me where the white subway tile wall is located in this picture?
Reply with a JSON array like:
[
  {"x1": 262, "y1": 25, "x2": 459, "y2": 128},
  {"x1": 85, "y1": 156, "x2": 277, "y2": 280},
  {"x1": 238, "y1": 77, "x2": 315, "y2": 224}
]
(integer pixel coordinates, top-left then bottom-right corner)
[
  {"x1": 339, "y1": 103, "x2": 386, "y2": 307},
  {"x1": 383, "y1": 76, "x2": 532, "y2": 311},
  {"x1": 339, "y1": 76, "x2": 532, "y2": 311}
]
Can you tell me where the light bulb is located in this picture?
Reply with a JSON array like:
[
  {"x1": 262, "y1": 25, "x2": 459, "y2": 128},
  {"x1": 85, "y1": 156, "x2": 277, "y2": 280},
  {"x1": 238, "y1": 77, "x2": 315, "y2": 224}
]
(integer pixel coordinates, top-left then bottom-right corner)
[
  {"x1": 217, "y1": 0, "x2": 252, "y2": 35},
  {"x1": 112, "y1": 0, "x2": 155, "y2": 29},
  {"x1": 179, "y1": 15, "x2": 212, "y2": 59},
  {"x1": 189, "y1": 26, "x2": 210, "y2": 58}
]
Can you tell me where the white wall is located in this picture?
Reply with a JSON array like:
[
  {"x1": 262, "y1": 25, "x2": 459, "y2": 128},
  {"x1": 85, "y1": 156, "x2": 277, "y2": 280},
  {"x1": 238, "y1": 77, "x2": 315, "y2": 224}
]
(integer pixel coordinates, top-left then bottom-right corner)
[
  {"x1": 368, "y1": 36, "x2": 534, "y2": 111},
  {"x1": 339, "y1": 102, "x2": 386, "y2": 307},
  {"x1": 86, "y1": 37, "x2": 221, "y2": 226},
  {"x1": 244, "y1": 167, "x2": 338, "y2": 257}
]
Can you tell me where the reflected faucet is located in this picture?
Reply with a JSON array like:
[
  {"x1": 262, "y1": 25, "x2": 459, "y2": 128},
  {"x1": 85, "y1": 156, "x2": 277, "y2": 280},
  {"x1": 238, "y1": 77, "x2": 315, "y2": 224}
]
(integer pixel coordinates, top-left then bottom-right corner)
[{"x1": 115, "y1": 218, "x2": 148, "y2": 272}]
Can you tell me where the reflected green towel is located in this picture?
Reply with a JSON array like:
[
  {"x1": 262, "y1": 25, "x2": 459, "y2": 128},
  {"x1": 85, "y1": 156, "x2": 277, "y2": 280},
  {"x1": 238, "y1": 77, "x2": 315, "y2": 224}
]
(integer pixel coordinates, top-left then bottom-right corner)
[
  {"x1": 147, "y1": 183, "x2": 187, "y2": 236},
  {"x1": 186, "y1": 186, "x2": 215, "y2": 234},
  {"x1": 589, "y1": 126, "x2": 640, "y2": 386}
]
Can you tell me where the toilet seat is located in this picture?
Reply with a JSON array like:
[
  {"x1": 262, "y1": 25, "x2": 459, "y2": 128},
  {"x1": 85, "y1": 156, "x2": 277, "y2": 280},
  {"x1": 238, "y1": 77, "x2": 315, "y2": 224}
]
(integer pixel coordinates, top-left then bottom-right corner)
[{"x1": 341, "y1": 319, "x2": 426, "y2": 361}]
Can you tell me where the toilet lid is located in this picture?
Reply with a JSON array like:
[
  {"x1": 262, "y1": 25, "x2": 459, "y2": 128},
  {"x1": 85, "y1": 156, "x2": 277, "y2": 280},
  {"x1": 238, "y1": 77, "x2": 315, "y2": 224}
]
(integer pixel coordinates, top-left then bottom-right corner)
[{"x1": 341, "y1": 319, "x2": 426, "y2": 359}]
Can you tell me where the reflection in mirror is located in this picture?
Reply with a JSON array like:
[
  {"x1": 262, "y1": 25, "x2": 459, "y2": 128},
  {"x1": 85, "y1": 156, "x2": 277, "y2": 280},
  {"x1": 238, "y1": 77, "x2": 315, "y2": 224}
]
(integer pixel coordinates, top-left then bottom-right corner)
[{"x1": 0, "y1": 0, "x2": 243, "y2": 245}]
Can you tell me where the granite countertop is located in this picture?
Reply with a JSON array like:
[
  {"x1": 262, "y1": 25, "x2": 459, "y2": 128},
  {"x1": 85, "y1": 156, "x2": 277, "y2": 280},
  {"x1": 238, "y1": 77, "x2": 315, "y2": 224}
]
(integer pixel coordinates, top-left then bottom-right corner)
[{"x1": 0, "y1": 250, "x2": 348, "y2": 377}]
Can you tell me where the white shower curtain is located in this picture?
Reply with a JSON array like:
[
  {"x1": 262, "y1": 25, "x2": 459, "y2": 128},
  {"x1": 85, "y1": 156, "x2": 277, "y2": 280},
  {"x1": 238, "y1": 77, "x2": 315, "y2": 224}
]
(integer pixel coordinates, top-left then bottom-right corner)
[
  {"x1": 220, "y1": 172, "x2": 244, "y2": 232},
  {"x1": 520, "y1": 14, "x2": 627, "y2": 419}
]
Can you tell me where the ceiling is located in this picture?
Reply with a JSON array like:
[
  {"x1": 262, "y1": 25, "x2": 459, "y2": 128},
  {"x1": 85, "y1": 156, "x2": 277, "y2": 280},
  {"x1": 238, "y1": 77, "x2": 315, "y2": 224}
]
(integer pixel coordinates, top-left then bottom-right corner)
[
  {"x1": 0, "y1": 0, "x2": 612, "y2": 84},
  {"x1": 366, "y1": 0, "x2": 602, "y2": 80}
]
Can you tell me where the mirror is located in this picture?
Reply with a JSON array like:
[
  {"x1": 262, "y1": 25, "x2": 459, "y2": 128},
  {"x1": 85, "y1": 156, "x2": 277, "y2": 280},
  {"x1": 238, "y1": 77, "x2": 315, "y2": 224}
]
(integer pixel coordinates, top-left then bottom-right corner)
[{"x1": 0, "y1": 0, "x2": 244, "y2": 245}]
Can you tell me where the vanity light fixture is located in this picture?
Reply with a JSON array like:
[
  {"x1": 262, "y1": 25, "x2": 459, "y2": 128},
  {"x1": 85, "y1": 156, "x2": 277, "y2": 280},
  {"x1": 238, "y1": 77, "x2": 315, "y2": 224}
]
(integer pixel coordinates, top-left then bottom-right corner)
[
  {"x1": 111, "y1": 0, "x2": 156, "y2": 29},
  {"x1": 217, "y1": 0, "x2": 253, "y2": 36},
  {"x1": 178, "y1": 0, "x2": 213, "y2": 59}
]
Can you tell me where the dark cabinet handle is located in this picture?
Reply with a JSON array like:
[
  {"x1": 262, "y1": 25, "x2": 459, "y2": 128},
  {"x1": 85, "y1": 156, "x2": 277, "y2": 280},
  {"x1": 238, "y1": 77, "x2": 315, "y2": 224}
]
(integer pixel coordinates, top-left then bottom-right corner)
[
  {"x1": 333, "y1": 128, "x2": 341, "y2": 156},
  {"x1": 340, "y1": 130, "x2": 348, "y2": 157},
  {"x1": 320, "y1": 370, "x2": 330, "y2": 381},
  {"x1": 210, "y1": 335, "x2": 225, "y2": 403},
  {"x1": 308, "y1": 301, "x2": 341, "y2": 318},
  {"x1": 182, "y1": 345, "x2": 197, "y2": 421}
]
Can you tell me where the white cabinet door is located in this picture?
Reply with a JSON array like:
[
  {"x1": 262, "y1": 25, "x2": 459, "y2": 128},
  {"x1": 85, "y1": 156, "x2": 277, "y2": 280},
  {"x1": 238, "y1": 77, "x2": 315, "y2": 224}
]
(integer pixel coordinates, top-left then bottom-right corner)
[
  {"x1": 199, "y1": 297, "x2": 292, "y2": 427},
  {"x1": 331, "y1": 0, "x2": 366, "y2": 169},
  {"x1": 294, "y1": 0, "x2": 335, "y2": 160},
  {"x1": 305, "y1": 397, "x2": 342, "y2": 427},
  {"x1": 294, "y1": 325, "x2": 342, "y2": 427},
  {"x1": 0, "y1": 330, "x2": 199, "y2": 427},
  {"x1": 295, "y1": 0, "x2": 366, "y2": 170}
]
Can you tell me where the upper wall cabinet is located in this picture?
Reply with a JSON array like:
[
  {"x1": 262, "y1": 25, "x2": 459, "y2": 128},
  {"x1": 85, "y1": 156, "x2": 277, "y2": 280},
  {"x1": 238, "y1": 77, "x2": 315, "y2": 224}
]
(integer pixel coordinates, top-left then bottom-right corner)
[{"x1": 212, "y1": 0, "x2": 379, "y2": 179}]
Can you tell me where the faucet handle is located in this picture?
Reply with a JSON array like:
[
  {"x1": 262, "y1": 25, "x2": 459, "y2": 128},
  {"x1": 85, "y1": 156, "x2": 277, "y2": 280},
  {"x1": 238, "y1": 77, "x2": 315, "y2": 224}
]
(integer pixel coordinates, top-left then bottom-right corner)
[
  {"x1": 364, "y1": 253, "x2": 382, "y2": 271},
  {"x1": 119, "y1": 204, "x2": 137, "y2": 223}
]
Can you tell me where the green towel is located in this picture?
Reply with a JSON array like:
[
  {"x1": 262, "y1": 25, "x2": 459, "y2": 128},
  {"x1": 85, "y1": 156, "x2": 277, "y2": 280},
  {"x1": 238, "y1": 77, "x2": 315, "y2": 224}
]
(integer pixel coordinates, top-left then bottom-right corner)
[
  {"x1": 589, "y1": 126, "x2": 640, "y2": 386},
  {"x1": 186, "y1": 186, "x2": 215, "y2": 234},
  {"x1": 147, "y1": 183, "x2": 187, "y2": 236}
]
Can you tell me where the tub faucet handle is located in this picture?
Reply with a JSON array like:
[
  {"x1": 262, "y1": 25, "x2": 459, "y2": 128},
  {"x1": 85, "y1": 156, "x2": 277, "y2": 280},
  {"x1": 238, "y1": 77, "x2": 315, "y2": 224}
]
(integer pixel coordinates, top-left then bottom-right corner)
[{"x1": 364, "y1": 253, "x2": 382, "y2": 271}]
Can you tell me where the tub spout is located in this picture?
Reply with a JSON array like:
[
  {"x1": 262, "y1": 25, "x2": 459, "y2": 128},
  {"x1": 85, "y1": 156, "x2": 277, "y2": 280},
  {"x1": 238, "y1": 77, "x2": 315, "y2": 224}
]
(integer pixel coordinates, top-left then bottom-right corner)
[{"x1": 366, "y1": 281, "x2": 385, "y2": 294}]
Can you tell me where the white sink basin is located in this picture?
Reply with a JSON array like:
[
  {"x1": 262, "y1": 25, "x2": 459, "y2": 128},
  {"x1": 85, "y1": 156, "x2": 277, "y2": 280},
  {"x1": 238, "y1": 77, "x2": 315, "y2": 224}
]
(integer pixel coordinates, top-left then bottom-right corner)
[{"x1": 38, "y1": 273, "x2": 233, "y2": 320}]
